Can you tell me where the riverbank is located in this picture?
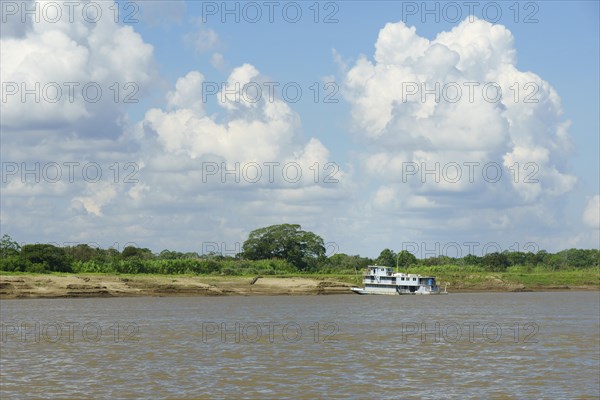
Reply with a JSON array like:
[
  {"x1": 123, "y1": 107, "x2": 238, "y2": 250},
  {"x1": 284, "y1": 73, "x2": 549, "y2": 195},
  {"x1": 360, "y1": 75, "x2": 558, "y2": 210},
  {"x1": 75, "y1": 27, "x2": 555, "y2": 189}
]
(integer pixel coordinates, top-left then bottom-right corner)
[
  {"x1": 0, "y1": 274, "x2": 355, "y2": 299},
  {"x1": 0, "y1": 272, "x2": 598, "y2": 299}
]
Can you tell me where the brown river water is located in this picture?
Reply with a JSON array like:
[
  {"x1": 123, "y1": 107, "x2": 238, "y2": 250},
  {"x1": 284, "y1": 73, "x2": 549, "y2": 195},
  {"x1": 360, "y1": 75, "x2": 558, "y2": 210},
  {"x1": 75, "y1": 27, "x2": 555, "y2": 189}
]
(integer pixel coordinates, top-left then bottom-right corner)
[{"x1": 1, "y1": 292, "x2": 598, "y2": 399}]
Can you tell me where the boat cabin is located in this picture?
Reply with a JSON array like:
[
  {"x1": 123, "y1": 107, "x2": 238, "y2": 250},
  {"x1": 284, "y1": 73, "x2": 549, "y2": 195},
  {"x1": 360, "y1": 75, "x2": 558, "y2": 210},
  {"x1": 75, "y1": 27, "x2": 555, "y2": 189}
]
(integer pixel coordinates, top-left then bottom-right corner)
[
  {"x1": 359, "y1": 265, "x2": 439, "y2": 294},
  {"x1": 363, "y1": 266, "x2": 437, "y2": 286}
]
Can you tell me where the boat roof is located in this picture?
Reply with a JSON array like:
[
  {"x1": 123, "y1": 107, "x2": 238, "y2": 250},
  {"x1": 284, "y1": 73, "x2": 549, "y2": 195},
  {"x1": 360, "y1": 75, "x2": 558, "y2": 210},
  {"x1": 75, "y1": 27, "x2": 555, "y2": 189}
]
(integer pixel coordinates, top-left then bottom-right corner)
[{"x1": 365, "y1": 266, "x2": 436, "y2": 279}]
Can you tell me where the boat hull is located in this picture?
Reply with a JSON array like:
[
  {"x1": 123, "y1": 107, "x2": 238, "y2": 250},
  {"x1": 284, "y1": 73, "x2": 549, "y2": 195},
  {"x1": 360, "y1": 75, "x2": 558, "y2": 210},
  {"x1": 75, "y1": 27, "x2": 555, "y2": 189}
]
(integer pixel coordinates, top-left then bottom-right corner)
[{"x1": 350, "y1": 287, "x2": 447, "y2": 295}]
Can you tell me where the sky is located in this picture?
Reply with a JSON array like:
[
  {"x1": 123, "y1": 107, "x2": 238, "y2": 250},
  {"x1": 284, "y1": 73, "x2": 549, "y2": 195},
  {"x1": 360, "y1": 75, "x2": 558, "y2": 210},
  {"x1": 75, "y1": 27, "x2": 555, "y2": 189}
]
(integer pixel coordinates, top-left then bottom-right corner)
[{"x1": 1, "y1": 0, "x2": 598, "y2": 258}]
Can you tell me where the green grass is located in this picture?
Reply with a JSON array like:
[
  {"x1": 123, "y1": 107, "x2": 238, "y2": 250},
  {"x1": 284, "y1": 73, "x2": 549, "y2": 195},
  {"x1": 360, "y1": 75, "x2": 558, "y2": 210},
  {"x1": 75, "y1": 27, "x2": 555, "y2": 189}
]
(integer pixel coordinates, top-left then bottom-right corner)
[
  {"x1": 405, "y1": 268, "x2": 599, "y2": 289},
  {"x1": 501, "y1": 270, "x2": 599, "y2": 287}
]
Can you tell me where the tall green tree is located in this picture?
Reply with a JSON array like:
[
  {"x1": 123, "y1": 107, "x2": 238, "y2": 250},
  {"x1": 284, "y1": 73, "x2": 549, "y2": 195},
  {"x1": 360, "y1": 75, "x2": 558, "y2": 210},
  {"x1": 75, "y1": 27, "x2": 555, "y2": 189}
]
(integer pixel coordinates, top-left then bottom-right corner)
[
  {"x1": 0, "y1": 234, "x2": 20, "y2": 257},
  {"x1": 20, "y1": 244, "x2": 72, "y2": 272},
  {"x1": 0, "y1": 234, "x2": 26, "y2": 271},
  {"x1": 122, "y1": 246, "x2": 154, "y2": 260},
  {"x1": 482, "y1": 252, "x2": 510, "y2": 272},
  {"x1": 64, "y1": 244, "x2": 98, "y2": 262},
  {"x1": 326, "y1": 253, "x2": 372, "y2": 272},
  {"x1": 396, "y1": 250, "x2": 417, "y2": 268},
  {"x1": 241, "y1": 224, "x2": 325, "y2": 270},
  {"x1": 375, "y1": 248, "x2": 396, "y2": 267}
]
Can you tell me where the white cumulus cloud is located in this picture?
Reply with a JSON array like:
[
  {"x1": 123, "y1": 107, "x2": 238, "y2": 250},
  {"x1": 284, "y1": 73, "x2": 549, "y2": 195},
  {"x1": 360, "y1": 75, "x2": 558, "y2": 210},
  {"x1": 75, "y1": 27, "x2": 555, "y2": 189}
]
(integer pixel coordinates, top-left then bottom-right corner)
[
  {"x1": 342, "y1": 17, "x2": 576, "y2": 232},
  {"x1": 583, "y1": 195, "x2": 599, "y2": 229},
  {"x1": 0, "y1": 0, "x2": 156, "y2": 136}
]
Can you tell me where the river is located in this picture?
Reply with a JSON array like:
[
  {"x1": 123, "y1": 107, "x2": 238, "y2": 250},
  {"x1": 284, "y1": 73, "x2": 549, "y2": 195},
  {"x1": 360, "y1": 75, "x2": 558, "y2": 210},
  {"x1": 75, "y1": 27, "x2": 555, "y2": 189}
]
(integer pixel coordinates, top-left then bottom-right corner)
[{"x1": 1, "y1": 292, "x2": 598, "y2": 398}]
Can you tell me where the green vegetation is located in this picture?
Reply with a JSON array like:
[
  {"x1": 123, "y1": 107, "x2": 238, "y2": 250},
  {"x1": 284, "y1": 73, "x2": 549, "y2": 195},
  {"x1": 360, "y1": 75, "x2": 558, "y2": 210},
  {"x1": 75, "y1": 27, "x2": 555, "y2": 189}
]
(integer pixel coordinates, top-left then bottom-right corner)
[
  {"x1": 1, "y1": 228, "x2": 598, "y2": 285},
  {"x1": 241, "y1": 224, "x2": 326, "y2": 271},
  {"x1": 398, "y1": 265, "x2": 599, "y2": 289}
]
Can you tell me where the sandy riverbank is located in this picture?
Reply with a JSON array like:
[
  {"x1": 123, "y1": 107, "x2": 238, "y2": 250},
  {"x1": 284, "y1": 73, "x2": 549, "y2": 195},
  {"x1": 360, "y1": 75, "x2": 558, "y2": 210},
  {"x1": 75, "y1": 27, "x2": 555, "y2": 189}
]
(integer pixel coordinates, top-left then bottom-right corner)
[
  {"x1": 0, "y1": 274, "x2": 597, "y2": 299},
  {"x1": 0, "y1": 275, "x2": 355, "y2": 299}
]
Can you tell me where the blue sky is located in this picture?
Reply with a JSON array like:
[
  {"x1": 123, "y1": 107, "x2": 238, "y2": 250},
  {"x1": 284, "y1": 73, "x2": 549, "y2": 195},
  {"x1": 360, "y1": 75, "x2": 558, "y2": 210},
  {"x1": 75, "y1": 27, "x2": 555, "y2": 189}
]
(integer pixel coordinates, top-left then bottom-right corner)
[{"x1": 1, "y1": 1, "x2": 598, "y2": 258}]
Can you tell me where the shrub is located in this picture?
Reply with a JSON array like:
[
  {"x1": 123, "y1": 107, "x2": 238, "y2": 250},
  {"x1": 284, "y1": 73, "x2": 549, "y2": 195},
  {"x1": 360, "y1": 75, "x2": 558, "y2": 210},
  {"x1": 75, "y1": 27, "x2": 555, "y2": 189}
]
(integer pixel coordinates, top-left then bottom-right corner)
[
  {"x1": 25, "y1": 263, "x2": 48, "y2": 273},
  {"x1": 0, "y1": 256, "x2": 32, "y2": 272}
]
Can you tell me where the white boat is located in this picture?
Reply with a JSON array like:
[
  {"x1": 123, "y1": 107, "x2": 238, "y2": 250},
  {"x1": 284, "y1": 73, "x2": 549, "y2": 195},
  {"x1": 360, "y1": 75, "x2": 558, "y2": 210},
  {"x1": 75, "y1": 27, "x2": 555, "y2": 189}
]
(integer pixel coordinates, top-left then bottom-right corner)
[{"x1": 350, "y1": 265, "x2": 447, "y2": 295}]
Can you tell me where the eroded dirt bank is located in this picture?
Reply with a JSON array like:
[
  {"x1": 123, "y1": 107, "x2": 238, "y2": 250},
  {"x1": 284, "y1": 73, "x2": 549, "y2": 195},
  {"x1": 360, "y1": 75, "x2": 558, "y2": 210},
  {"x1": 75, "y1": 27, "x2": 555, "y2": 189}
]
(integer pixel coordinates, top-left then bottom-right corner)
[{"x1": 0, "y1": 275, "x2": 354, "y2": 299}]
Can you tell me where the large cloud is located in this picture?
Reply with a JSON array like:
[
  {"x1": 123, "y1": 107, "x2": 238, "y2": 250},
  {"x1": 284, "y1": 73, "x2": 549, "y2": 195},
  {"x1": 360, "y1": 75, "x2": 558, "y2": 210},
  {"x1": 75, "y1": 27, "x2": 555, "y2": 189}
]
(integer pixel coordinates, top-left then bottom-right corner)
[
  {"x1": 0, "y1": 0, "x2": 155, "y2": 136},
  {"x1": 141, "y1": 64, "x2": 340, "y2": 187},
  {"x1": 341, "y1": 17, "x2": 576, "y2": 242}
]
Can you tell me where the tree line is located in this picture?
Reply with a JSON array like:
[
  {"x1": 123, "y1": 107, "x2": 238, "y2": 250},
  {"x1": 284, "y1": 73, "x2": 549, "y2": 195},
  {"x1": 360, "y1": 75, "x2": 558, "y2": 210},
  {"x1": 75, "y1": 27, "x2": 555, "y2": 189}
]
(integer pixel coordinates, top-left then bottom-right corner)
[{"x1": 0, "y1": 224, "x2": 598, "y2": 275}]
